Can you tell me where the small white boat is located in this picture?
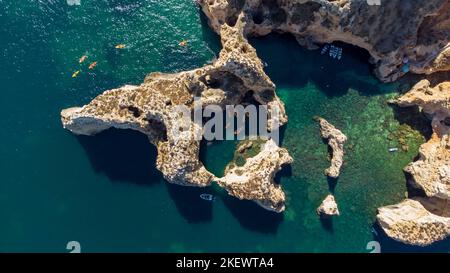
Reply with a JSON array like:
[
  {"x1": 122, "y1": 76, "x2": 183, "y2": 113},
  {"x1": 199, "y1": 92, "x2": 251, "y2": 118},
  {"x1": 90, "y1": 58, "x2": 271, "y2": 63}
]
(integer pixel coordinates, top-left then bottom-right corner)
[
  {"x1": 337, "y1": 48, "x2": 343, "y2": 60},
  {"x1": 371, "y1": 227, "x2": 379, "y2": 236},
  {"x1": 321, "y1": 44, "x2": 330, "y2": 55},
  {"x1": 389, "y1": 148, "x2": 399, "y2": 153},
  {"x1": 200, "y1": 194, "x2": 215, "y2": 201},
  {"x1": 329, "y1": 45, "x2": 335, "y2": 58},
  {"x1": 327, "y1": 45, "x2": 343, "y2": 60}
]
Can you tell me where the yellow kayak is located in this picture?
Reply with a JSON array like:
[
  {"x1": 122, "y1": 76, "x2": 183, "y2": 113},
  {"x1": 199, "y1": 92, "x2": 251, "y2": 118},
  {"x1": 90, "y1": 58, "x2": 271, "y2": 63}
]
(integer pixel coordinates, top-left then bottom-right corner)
[
  {"x1": 72, "y1": 70, "x2": 80, "y2": 78},
  {"x1": 115, "y1": 44, "x2": 126, "y2": 49}
]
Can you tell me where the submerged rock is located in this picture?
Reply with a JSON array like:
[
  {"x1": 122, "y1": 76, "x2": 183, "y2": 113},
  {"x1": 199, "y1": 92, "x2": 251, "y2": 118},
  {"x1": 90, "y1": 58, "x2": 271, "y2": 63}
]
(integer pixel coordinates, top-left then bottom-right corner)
[
  {"x1": 377, "y1": 80, "x2": 450, "y2": 246},
  {"x1": 317, "y1": 194, "x2": 340, "y2": 217},
  {"x1": 198, "y1": 0, "x2": 450, "y2": 82},
  {"x1": 317, "y1": 117, "x2": 347, "y2": 178}
]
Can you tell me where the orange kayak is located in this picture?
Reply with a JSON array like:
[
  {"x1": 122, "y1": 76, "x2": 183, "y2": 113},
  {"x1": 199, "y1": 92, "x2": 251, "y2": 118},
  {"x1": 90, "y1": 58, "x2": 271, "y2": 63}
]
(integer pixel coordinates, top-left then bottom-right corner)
[
  {"x1": 72, "y1": 70, "x2": 80, "y2": 78},
  {"x1": 88, "y1": 61, "x2": 97, "y2": 69},
  {"x1": 79, "y1": 55, "x2": 88, "y2": 63},
  {"x1": 179, "y1": 40, "x2": 188, "y2": 47}
]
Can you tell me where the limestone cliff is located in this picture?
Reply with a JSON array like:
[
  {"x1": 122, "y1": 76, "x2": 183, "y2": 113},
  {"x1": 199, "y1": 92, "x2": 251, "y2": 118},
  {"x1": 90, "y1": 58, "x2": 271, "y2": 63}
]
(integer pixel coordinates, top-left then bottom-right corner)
[
  {"x1": 377, "y1": 198, "x2": 449, "y2": 246},
  {"x1": 317, "y1": 194, "x2": 340, "y2": 217},
  {"x1": 61, "y1": 18, "x2": 292, "y2": 210},
  {"x1": 377, "y1": 80, "x2": 450, "y2": 246},
  {"x1": 218, "y1": 139, "x2": 293, "y2": 212},
  {"x1": 198, "y1": 0, "x2": 450, "y2": 82},
  {"x1": 316, "y1": 117, "x2": 347, "y2": 178}
]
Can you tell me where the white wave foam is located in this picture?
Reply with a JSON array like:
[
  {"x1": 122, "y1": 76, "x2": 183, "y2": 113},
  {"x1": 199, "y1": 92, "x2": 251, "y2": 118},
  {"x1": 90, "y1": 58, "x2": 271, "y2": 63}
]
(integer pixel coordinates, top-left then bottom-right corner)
[{"x1": 67, "y1": 0, "x2": 81, "y2": 6}]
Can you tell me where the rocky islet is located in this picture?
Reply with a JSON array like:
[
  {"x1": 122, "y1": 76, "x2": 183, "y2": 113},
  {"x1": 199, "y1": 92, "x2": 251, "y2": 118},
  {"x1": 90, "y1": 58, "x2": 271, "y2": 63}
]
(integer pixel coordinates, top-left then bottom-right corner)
[{"x1": 376, "y1": 80, "x2": 450, "y2": 246}]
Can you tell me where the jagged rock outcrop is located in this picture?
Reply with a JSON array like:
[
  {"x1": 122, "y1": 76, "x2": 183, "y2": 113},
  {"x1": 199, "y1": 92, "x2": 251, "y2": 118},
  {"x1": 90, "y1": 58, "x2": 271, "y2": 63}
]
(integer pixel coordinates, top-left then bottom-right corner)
[
  {"x1": 62, "y1": 17, "x2": 292, "y2": 211},
  {"x1": 395, "y1": 80, "x2": 450, "y2": 200},
  {"x1": 217, "y1": 139, "x2": 293, "y2": 212},
  {"x1": 377, "y1": 198, "x2": 450, "y2": 246},
  {"x1": 316, "y1": 117, "x2": 347, "y2": 178},
  {"x1": 377, "y1": 80, "x2": 450, "y2": 246},
  {"x1": 317, "y1": 194, "x2": 340, "y2": 217},
  {"x1": 61, "y1": 84, "x2": 215, "y2": 186},
  {"x1": 198, "y1": 0, "x2": 450, "y2": 82}
]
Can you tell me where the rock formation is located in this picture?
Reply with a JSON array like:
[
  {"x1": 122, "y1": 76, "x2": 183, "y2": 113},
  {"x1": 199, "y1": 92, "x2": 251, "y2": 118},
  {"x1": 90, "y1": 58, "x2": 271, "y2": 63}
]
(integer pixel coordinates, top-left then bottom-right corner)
[
  {"x1": 377, "y1": 80, "x2": 450, "y2": 246},
  {"x1": 377, "y1": 198, "x2": 449, "y2": 246},
  {"x1": 316, "y1": 117, "x2": 347, "y2": 178},
  {"x1": 395, "y1": 80, "x2": 450, "y2": 200},
  {"x1": 218, "y1": 139, "x2": 293, "y2": 212},
  {"x1": 61, "y1": 17, "x2": 292, "y2": 211},
  {"x1": 317, "y1": 194, "x2": 340, "y2": 217},
  {"x1": 198, "y1": 0, "x2": 450, "y2": 82}
]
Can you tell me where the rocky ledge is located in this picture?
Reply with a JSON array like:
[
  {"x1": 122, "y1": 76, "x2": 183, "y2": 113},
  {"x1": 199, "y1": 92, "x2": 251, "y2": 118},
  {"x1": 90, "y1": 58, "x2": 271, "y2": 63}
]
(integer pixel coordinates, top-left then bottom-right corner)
[
  {"x1": 316, "y1": 117, "x2": 347, "y2": 178},
  {"x1": 377, "y1": 80, "x2": 450, "y2": 246},
  {"x1": 317, "y1": 194, "x2": 340, "y2": 217},
  {"x1": 198, "y1": 0, "x2": 450, "y2": 82},
  {"x1": 61, "y1": 17, "x2": 292, "y2": 211},
  {"x1": 218, "y1": 139, "x2": 293, "y2": 212},
  {"x1": 395, "y1": 80, "x2": 450, "y2": 200}
]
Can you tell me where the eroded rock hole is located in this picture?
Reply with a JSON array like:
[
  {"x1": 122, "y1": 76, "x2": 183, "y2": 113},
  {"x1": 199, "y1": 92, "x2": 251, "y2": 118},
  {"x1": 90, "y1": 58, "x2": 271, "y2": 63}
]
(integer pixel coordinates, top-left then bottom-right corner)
[
  {"x1": 144, "y1": 116, "x2": 168, "y2": 141},
  {"x1": 443, "y1": 117, "x2": 450, "y2": 127},
  {"x1": 269, "y1": 8, "x2": 287, "y2": 25},
  {"x1": 252, "y1": 10, "x2": 264, "y2": 24},
  {"x1": 290, "y1": 2, "x2": 322, "y2": 25},
  {"x1": 259, "y1": 89, "x2": 275, "y2": 101},
  {"x1": 226, "y1": 15, "x2": 239, "y2": 27},
  {"x1": 127, "y1": 106, "x2": 142, "y2": 118}
]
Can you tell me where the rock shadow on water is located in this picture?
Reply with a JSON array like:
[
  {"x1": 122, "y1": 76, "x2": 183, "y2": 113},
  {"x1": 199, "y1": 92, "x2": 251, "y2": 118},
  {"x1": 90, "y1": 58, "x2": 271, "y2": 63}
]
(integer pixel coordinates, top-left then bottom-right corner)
[
  {"x1": 76, "y1": 128, "x2": 163, "y2": 186},
  {"x1": 277, "y1": 125, "x2": 287, "y2": 147},
  {"x1": 222, "y1": 196, "x2": 283, "y2": 234},
  {"x1": 404, "y1": 172, "x2": 428, "y2": 198},
  {"x1": 319, "y1": 217, "x2": 334, "y2": 234},
  {"x1": 166, "y1": 183, "x2": 213, "y2": 224},
  {"x1": 327, "y1": 177, "x2": 338, "y2": 194},
  {"x1": 199, "y1": 10, "x2": 222, "y2": 58},
  {"x1": 319, "y1": 137, "x2": 339, "y2": 193},
  {"x1": 250, "y1": 34, "x2": 383, "y2": 98},
  {"x1": 273, "y1": 164, "x2": 292, "y2": 185}
]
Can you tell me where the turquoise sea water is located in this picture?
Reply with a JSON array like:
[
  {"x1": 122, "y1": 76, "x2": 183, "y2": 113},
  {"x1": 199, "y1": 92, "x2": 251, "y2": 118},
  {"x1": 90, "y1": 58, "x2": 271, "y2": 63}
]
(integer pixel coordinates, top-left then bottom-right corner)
[{"x1": 0, "y1": 0, "x2": 448, "y2": 252}]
